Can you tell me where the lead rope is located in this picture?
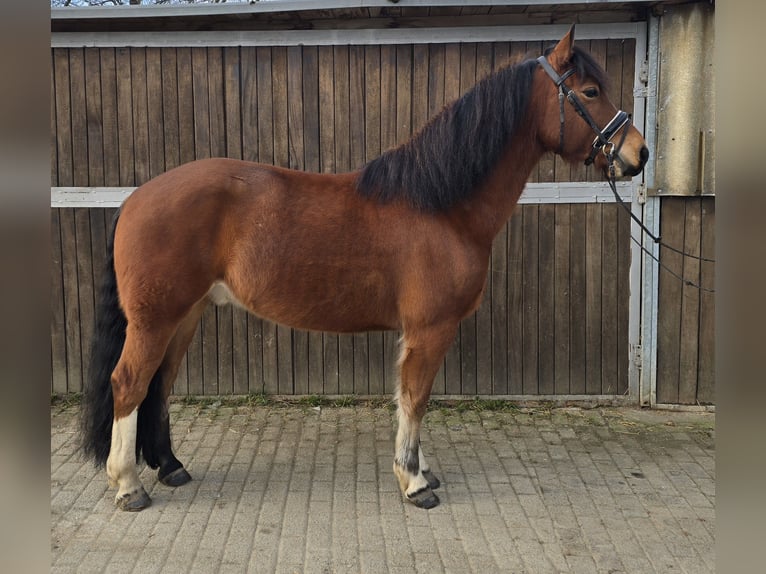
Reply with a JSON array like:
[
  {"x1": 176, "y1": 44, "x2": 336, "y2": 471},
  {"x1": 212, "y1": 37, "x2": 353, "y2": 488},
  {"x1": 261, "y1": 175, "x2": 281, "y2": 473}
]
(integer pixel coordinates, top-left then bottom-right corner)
[{"x1": 604, "y1": 153, "x2": 715, "y2": 293}]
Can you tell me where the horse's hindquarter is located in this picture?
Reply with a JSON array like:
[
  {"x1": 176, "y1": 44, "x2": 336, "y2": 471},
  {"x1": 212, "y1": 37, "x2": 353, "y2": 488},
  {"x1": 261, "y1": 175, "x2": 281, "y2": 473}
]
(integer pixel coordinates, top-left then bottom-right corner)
[{"x1": 115, "y1": 158, "x2": 490, "y2": 335}]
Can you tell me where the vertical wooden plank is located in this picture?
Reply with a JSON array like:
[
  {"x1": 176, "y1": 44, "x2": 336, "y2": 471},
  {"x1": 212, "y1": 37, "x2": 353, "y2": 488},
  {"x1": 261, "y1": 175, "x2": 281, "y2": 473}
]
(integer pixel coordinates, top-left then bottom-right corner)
[
  {"x1": 656, "y1": 198, "x2": 685, "y2": 404},
  {"x1": 411, "y1": 44, "x2": 428, "y2": 135},
  {"x1": 394, "y1": 45, "x2": 412, "y2": 145},
  {"x1": 286, "y1": 46, "x2": 305, "y2": 171},
  {"x1": 492, "y1": 41, "x2": 510, "y2": 71},
  {"x1": 569, "y1": 204, "x2": 587, "y2": 393},
  {"x1": 272, "y1": 47, "x2": 289, "y2": 168},
  {"x1": 115, "y1": 47, "x2": 135, "y2": 186},
  {"x1": 99, "y1": 49, "x2": 119, "y2": 186},
  {"x1": 241, "y1": 46, "x2": 258, "y2": 162},
  {"x1": 334, "y1": 45, "x2": 354, "y2": 395},
  {"x1": 177, "y1": 48, "x2": 194, "y2": 166},
  {"x1": 208, "y1": 46, "x2": 226, "y2": 159},
  {"x1": 161, "y1": 48, "x2": 180, "y2": 172},
  {"x1": 51, "y1": 51, "x2": 58, "y2": 188},
  {"x1": 333, "y1": 46, "x2": 350, "y2": 173},
  {"x1": 554, "y1": 204, "x2": 571, "y2": 394},
  {"x1": 490, "y1": 219, "x2": 509, "y2": 395},
  {"x1": 537, "y1": 204, "x2": 555, "y2": 395},
  {"x1": 192, "y1": 47, "x2": 210, "y2": 160},
  {"x1": 68, "y1": 49, "x2": 88, "y2": 188},
  {"x1": 53, "y1": 48, "x2": 74, "y2": 186},
  {"x1": 60, "y1": 208, "x2": 82, "y2": 393},
  {"x1": 84, "y1": 48, "x2": 104, "y2": 187},
  {"x1": 318, "y1": 46, "x2": 336, "y2": 174},
  {"x1": 303, "y1": 45, "x2": 320, "y2": 172},
  {"x1": 427, "y1": 43, "x2": 445, "y2": 121},
  {"x1": 201, "y1": 308, "x2": 219, "y2": 396},
  {"x1": 507, "y1": 211, "x2": 524, "y2": 394},
  {"x1": 146, "y1": 48, "x2": 165, "y2": 179},
  {"x1": 678, "y1": 200, "x2": 702, "y2": 403},
  {"x1": 600, "y1": 204, "x2": 619, "y2": 394},
  {"x1": 521, "y1": 206, "x2": 539, "y2": 394},
  {"x1": 349, "y1": 44, "x2": 367, "y2": 394},
  {"x1": 476, "y1": 41, "x2": 492, "y2": 81},
  {"x1": 585, "y1": 203, "x2": 602, "y2": 394},
  {"x1": 67, "y1": 49, "x2": 93, "y2": 391},
  {"x1": 697, "y1": 198, "x2": 715, "y2": 403},
  {"x1": 131, "y1": 48, "x2": 150, "y2": 185},
  {"x1": 51, "y1": 210, "x2": 67, "y2": 393},
  {"x1": 89, "y1": 206, "x2": 108, "y2": 326},
  {"x1": 584, "y1": 39, "x2": 606, "y2": 181}
]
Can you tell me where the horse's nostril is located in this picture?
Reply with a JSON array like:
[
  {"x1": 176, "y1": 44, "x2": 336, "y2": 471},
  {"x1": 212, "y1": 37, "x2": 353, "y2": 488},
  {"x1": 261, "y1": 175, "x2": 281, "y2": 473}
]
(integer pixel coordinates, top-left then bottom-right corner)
[{"x1": 640, "y1": 145, "x2": 649, "y2": 165}]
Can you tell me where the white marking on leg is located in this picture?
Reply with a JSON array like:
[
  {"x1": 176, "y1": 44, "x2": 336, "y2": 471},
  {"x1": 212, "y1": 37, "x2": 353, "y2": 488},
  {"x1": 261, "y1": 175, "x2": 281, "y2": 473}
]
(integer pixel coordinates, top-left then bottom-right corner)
[
  {"x1": 106, "y1": 409, "x2": 142, "y2": 498},
  {"x1": 394, "y1": 393, "x2": 429, "y2": 497},
  {"x1": 418, "y1": 442, "x2": 430, "y2": 473}
]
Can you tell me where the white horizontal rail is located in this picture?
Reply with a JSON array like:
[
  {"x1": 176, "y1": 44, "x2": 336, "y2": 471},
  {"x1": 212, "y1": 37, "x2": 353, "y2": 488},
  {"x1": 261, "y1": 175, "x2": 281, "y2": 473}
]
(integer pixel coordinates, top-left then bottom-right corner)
[
  {"x1": 51, "y1": 181, "x2": 634, "y2": 208},
  {"x1": 51, "y1": 23, "x2": 643, "y2": 48}
]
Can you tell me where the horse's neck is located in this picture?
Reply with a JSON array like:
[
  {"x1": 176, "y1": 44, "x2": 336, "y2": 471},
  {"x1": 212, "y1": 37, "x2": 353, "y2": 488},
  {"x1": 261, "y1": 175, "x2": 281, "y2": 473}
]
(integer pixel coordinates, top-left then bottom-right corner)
[{"x1": 452, "y1": 132, "x2": 545, "y2": 248}]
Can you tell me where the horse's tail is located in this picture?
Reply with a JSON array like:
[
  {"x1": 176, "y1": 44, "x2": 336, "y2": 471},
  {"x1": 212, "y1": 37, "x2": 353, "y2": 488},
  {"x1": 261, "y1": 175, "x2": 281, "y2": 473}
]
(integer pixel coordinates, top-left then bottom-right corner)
[{"x1": 80, "y1": 208, "x2": 166, "y2": 468}]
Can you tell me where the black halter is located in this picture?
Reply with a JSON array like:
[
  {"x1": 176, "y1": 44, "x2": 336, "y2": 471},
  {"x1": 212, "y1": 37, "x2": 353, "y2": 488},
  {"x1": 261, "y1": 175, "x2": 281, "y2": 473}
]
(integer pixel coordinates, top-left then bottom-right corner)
[{"x1": 536, "y1": 55, "x2": 631, "y2": 166}]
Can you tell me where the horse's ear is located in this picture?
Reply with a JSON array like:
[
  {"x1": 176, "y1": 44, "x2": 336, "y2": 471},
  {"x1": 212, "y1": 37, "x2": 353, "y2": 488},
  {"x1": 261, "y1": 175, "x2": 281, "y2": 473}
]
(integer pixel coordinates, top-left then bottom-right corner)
[{"x1": 549, "y1": 24, "x2": 576, "y2": 71}]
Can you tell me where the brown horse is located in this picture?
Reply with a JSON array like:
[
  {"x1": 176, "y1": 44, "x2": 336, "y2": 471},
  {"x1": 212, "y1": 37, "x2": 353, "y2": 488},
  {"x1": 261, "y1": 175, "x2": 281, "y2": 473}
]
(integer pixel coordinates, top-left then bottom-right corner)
[{"x1": 81, "y1": 27, "x2": 648, "y2": 511}]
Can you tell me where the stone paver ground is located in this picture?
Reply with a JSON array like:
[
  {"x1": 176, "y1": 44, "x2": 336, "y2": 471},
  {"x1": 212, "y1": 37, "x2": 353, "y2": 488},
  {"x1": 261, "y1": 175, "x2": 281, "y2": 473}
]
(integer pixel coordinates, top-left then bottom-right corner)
[{"x1": 51, "y1": 401, "x2": 715, "y2": 573}]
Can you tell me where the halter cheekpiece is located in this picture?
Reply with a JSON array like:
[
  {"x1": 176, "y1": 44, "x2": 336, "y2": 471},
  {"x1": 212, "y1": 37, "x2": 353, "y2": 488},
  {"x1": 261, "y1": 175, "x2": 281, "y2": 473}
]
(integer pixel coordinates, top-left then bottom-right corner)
[{"x1": 536, "y1": 55, "x2": 631, "y2": 166}]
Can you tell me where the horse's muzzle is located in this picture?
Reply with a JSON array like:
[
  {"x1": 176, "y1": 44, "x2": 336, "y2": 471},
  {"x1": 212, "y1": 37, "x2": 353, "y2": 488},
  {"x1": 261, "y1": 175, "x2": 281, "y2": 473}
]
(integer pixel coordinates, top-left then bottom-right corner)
[{"x1": 616, "y1": 144, "x2": 649, "y2": 178}]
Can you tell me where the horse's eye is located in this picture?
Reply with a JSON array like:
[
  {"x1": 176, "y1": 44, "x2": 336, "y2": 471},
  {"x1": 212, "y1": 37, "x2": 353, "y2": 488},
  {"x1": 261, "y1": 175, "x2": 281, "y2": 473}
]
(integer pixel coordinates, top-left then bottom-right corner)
[{"x1": 583, "y1": 87, "x2": 600, "y2": 99}]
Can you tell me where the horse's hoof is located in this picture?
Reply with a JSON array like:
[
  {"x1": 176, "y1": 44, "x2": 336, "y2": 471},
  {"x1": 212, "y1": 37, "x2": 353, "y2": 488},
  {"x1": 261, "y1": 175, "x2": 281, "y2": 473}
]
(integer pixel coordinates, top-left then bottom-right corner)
[
  {"x1": 159, "y1": 466, "x2": 192, "y2": 487},
  {"x1": 406, "y1": 487, "x2": 440, "y2": 509},
  {"x1": 423, "y1": 469, "x2": 441, "y2": 490},
  {"x1": 115, "y1": 487, "x2": 151, "y2": 512}
]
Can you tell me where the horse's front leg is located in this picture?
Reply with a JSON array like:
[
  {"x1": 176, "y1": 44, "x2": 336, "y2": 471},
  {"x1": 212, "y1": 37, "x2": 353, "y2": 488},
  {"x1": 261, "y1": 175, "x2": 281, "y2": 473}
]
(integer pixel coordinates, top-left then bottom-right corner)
[{"x1": 394, "y1": 325, "x2": 456, "y2": 508}]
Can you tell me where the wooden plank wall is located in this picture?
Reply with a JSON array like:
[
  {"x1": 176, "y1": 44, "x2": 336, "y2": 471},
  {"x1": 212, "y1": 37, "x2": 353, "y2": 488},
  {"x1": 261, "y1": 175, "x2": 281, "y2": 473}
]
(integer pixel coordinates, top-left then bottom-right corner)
[
  {"x1": 51, "y1": 39, "x2": 636, "y2": 397},
  {"x1": 656, "y1": 197, "x2": 715, "y2": 405}
]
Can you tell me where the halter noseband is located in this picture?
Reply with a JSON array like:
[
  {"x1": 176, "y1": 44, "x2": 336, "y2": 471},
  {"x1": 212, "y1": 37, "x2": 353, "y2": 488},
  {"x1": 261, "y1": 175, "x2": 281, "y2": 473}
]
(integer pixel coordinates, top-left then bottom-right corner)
[{"x1": 536, "y1": 55, "x2": 631, "y2": 166}]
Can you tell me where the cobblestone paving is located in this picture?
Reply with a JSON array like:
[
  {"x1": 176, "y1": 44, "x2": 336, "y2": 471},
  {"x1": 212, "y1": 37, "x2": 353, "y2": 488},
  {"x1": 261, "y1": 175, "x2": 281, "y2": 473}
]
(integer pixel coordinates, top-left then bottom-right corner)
[{"x1": 51, "y1": 402, "x2": 715, "y2": 573}]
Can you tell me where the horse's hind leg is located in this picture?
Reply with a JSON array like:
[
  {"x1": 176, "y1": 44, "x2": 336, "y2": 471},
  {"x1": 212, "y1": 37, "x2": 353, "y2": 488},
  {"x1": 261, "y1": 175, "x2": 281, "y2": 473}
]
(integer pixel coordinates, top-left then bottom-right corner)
[
  {"x1": 394, "y1": 325, "x2": 456, "y2": 509},
  {"x1": 149, "y1": 298, "x2": 208, "y2": 487},
  {"x1": 107, "y1": 324, "x2": 175, "y2": 511}
]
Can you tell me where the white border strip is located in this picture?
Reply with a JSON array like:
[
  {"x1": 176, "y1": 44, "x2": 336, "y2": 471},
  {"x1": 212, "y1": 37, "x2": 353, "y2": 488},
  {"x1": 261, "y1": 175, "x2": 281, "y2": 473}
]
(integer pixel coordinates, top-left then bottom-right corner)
[
  {"x1": 51, "y1": 23, "x2": 644, "y2": 48},
  {"x1": 51, "y1": 181, "x2": 634, "y2": 208},
  {"x1": 51, "y1": 1, "x2": 652, "y2": 21}
]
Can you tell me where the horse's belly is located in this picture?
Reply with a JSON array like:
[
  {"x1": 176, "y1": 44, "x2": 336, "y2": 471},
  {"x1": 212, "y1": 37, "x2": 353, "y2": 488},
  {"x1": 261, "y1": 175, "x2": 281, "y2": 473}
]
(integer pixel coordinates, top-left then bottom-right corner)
[{"x1": 211, "y1": 278, "x2": 400, "y2": 334}]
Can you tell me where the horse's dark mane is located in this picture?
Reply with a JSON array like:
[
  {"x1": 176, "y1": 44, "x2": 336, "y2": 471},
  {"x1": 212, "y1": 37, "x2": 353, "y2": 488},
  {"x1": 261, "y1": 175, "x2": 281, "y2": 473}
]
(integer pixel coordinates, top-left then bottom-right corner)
[{"x1": 356, "y1": 45, "x2": 608, "y2": 212}]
